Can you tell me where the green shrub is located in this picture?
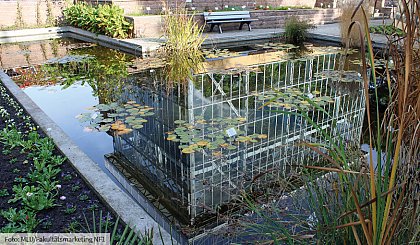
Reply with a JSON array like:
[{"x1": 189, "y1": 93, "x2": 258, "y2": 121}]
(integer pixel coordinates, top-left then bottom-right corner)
[
  {"x1": 64, "y1": 3, "x2": 132, "y2": 38},
  {"x1": 369, "y1": 24, "x2": 404, "y2": 36},
  {"x1": 283, "y1": 17, "x2": 314, "y2": 45}
]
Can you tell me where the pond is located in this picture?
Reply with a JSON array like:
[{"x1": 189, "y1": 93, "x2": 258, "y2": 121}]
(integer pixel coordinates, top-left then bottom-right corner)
[{"x1": 1, "y1": 38, "x2": 366, "y2": 238}]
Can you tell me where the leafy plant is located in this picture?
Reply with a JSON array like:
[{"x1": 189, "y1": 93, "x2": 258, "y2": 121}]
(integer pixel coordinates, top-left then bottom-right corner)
[
  {"x1": 9, "y1": 185, "x2": 56, "y2": 211},
  {"x1": 71, "y1": 185, "x2": 81, "y2": 192},
  {"x1": 283, "y1": 16, "x2": 314, "y2": 45},
  {"x1": 41, "y1": 220, "x2": 53, "y2": 230},
  {"x1": 64, "y1": 204, "x2": 77, "y2": 214},
  {"x1": 63, "y1": 174, "x2": 72, "y2": 181},
  {"x1": 0, "y1": 208, "x2": 39, "y2": 232},
  {"x1": 63, "y1": 3, "x2": 133, "y2": 38},
  {"x1": 0, "y1": 188, "x2": 9, "y2": 197},
  {"x1": 79, "y1": 194, "x2": 89, "y2": 201},
  {"x1": 369, "y1": 24, "x2": 404, "y2": 36}
]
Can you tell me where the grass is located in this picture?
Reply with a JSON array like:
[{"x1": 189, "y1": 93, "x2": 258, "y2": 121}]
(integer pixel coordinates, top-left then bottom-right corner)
[
  {"x1": 283, "y1": 16, "x2": 315, "y2": 45},
  {"x1": 160, "y1": 6, "x2": 205, "y2": 91}
]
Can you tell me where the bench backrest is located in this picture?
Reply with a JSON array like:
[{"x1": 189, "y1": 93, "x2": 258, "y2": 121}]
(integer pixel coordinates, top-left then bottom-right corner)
[{"x1": 203, "y1": 11, "x2": 251, "y2": 21}]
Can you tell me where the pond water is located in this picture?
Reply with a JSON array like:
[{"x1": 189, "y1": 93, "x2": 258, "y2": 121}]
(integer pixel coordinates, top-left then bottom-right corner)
[
  {"x1": 2, "y1": 38, "x2": 367, "y2": 238},
  {"x1": 2, "y1": 39, "x2": 136, "y2": 183}
]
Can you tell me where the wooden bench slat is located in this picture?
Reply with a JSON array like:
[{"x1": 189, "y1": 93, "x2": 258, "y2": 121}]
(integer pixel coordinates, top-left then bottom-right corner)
[
  {"x1": 203, "y1": 11, "x2": 250, "y2": 16},
  {"x1": 205, "y1": 15, "x2": 251, "y2": 21},
  {"x1": 207, "y1": 19, "x2": 257, "y2": 23}
]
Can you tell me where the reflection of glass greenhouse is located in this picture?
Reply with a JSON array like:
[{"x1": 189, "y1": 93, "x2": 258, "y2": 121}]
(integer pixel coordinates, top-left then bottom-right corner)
[{"x1": 111, "y1": 50, "x2": 366, "y2": 225}]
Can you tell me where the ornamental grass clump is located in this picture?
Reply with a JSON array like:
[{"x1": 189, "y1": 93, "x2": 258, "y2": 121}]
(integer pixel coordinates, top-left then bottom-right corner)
[
  {"x1": 283, "y1": 17, "x2": 315, "y2": 45},
  {"x1": 161, "y1": 7, "x2": 205, "y2": 91}
]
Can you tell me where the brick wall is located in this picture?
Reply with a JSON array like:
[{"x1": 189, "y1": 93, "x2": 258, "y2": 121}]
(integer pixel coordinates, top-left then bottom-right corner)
[
  {"x1": 0, "y1": 1, "x2": 66, "y2": 28},
  {"x1": 92, "y1": 0, "x2": 317, "y2": 15},
  {"x1": 128, "y1": 8, "x2": 341, "y2": 38}
]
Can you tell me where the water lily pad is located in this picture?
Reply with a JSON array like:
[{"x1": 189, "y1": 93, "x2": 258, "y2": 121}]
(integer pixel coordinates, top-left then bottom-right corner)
[
  {"x1": 258, "y1": 134, "x2": 268, "y2": 139},
  {"x1": 182, "y1": 148, "x2": 195, "y2": 154},
  {"x1": 197, "y1": 140, "x2": 209, "y2": 147},
  {"x1": 102, "y1": 118, "x2": 114, "y2": 123}
]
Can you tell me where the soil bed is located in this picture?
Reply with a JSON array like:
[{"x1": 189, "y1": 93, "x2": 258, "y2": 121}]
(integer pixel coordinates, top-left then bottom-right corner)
[{"x1": 0, "y1": 82, "x2": 116, "y2": 233}]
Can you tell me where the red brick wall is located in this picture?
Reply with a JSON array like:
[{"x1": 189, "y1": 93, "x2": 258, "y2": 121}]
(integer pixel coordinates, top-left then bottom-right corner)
[
  {"x1": 91, "y1": 0, "x2": 317, "y2": 15},
  {"x1": 0, "y1": 1, "x2": 66, "y2": 28}
]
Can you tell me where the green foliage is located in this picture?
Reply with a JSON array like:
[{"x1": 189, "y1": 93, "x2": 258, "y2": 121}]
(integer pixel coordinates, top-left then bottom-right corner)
[
  {"x1": 0, "y1": 188, "x2": 9, "y2": 197},
  {"x1": 9, "y1": 185, "x2": 56, "y2": 211},
  {"x1": 79, "y1": 194, "x2": 89, "y2": 201},
  {"x1": 0, "y1": 124, "x2": 65, "y2": 231},
  {"x1": 369, "y1": 24, "x2": 404, "y2": 37},
  {"x1": 162, "y1": 8, "x2": 205, "y2": 90},
  {"x1": 80, "y1": 211, "x2": 154, "y2": 245},
  {"x1": 64, "y1": 3, "x2": 133, "y2": 38},
  {"x1": 283, "y1": 17, "x2": 314, "y2": 45},
  {"x1": 0, "y1": 208, "x2": 39, "y2": 232},
  {"x1": 64, "y1": 204, "x2": 77, "y2": 214}
]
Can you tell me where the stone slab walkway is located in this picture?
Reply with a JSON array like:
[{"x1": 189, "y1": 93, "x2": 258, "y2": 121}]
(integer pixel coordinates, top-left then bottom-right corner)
[{"x1": 309, "y1": 19, "x2": 391, "y2": 48}]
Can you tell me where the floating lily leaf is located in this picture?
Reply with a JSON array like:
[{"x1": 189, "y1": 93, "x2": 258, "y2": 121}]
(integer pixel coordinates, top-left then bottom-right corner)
[
  {"x1": 167, "y1": 135, "x2": 177, "y2": 141},
  {"x1": 180, "y1": 139, "x2": 190, "y2": 143},
  {"x1": 98, "y1": 125, "x2": 110, "y2": 132},
  {"x1": 102, "y1": 118, "x2": 114, "y2": 123},
  {"x1": 197, "y1": 140, "x2": 209, "y2": 147},
  {"x1": 77, "y1": 101, "x2": 154, "y2": 135},
  {"x1": 182, "y1": 148, "x2": 195, "y2": 154},
  {"x1": 258, "y1": 134, "x2": 268, "y2": 139}
]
